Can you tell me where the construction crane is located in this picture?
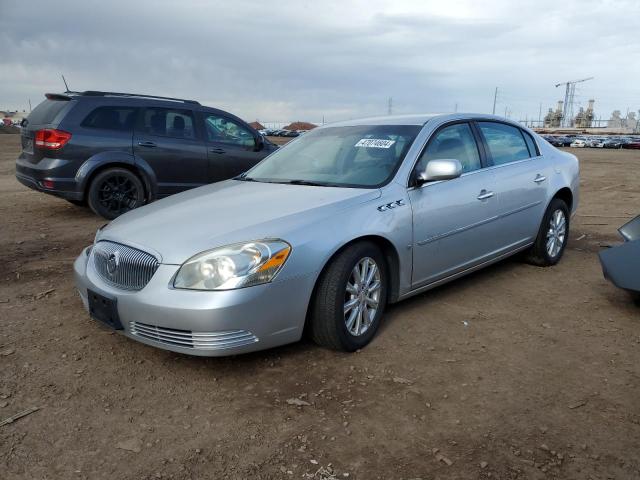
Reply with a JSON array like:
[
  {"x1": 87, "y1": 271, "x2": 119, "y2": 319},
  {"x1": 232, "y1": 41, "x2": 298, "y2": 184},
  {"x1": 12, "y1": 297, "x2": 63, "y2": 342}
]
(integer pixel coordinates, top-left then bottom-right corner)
[{"x1": 555, "y1": 77, "x2": 594, "y2": 127}]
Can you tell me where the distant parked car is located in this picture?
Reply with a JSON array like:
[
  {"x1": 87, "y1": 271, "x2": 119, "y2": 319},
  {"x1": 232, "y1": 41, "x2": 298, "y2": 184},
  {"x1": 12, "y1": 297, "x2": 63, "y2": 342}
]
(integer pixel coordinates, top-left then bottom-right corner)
[
  {"x1": 545, "y1": 136, "x2": 566, "y2": 147},
  {"x1": 15, "y1": 91, "x2": 278, "y2": 219},
  {"x1": 622, "y1": 139, "x2": 640, "y2": 149},
  {"x1": 603, "y1": 138, "x2": 623, "y2": 149},
  {"x1": 570, "y1": 139, "x2": 587, "y2": 148},
  {"x1": 588, "y1": 138, "x2": 607, "y2": 148}
]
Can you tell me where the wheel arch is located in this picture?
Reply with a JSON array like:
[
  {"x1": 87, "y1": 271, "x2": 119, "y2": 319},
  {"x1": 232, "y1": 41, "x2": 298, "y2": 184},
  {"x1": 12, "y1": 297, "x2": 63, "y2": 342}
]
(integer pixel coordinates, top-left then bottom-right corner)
[
  {"x1": 301, "y1": 233, "x2": 402, "y2": 341},
  {"x1": 551, "y1": 186, "x2": 573, "y2": 212},
  {"x1": 78, "y1": 155, "x2": 156, "y2": 202},
  {"x1": 315, "y1": 234, "x2": 402, "y2": 305}
]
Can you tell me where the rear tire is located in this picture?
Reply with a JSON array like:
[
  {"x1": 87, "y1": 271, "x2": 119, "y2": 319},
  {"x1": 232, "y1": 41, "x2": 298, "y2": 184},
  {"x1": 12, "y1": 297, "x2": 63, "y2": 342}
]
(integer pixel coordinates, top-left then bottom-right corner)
[
  {"x1": 525, "y1": 198, "x2": 570, "y2": 266},
  {"x1": 87, "y1": 168, "x2": 145, "y2": 220},
  {"x1": 309, "y1": 242, "x2": 388, "y2": 351}
]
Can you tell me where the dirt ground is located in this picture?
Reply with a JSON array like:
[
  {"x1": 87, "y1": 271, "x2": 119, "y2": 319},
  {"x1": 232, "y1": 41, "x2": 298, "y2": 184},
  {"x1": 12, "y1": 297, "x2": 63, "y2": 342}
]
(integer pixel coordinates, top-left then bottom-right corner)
[{"x1": 1, "y1": 134, "x2": 639, "y2": 480}]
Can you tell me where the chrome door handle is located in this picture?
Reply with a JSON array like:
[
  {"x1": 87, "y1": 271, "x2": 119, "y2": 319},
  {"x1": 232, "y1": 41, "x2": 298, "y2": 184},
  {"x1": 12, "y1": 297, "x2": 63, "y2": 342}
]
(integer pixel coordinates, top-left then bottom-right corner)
[
  {"x1": 477, "y1": 190, "x2": 494, "y2": 200},
  {"x1": 137, "y1": 141, "x2": 156, "y2": 148},
  {"x1": 534, "y1": 174, "x2": 547, "y2": 183},
  {"x1": 478, "y1": 190, "x2": 494, "y2": 200},
  {"x1": 209, "y1": 147, "x2": 225, "y2": 154}
]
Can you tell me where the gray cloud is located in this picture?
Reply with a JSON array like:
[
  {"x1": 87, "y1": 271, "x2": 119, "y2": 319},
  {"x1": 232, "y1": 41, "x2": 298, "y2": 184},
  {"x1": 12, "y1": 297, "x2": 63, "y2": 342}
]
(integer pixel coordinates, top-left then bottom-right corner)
[{"x1": 1, "y1": 0, "x2": 639, "y2": 124}]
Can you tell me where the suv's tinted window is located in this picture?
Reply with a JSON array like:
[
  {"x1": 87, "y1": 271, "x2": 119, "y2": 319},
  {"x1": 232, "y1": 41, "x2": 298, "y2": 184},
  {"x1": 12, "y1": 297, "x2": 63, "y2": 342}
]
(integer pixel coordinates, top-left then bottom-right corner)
[
  {"x1": 478, "y1": 122, "x2": 530, "y2": 165},
  {"x1": 522, "y1": 130, "x2": 539, "y2": 157},
  {"x1": 204, "y1": 114, "x2": 255, "y2": 148},
  {"x1": 27, "y1": 99, "x2": 69, "y2": 125},
  {"x1": 417, "y1": 123, "x2": 481, "y2": 174},
  {"x1": 141, "y1": 108, "x2": 196, "y2": 139},
  {"x1": 82, "y1": 106, "x2": 137, "y2": 131}
]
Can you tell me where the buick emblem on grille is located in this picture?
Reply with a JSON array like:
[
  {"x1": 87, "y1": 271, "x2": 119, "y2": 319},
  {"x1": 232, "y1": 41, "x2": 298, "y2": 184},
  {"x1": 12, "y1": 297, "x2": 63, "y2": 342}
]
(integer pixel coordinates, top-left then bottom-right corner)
[{"x1": 106, "y1": 251, "x2": 120, "y2": 276}]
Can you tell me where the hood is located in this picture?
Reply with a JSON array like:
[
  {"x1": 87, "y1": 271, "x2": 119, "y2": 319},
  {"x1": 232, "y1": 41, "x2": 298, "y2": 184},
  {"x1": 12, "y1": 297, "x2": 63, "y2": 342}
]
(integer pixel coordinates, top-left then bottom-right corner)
[{"x1": 99, "y1": 180, "x2": 380, "y2": 264}]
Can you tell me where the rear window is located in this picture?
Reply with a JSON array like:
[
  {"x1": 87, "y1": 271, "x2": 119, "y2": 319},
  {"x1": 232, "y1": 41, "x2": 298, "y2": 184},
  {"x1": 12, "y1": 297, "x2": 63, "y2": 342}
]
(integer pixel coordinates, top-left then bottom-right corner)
[
  {"x1": 477, "y1": 121, "x2": 531, "y2": 165},
  {"x1": 81, "y1": 106, "x2": 137, "y2": 132},
  {"x1": 521, "y1": 130, "x2": 539, "y2": 156},
  {"x1": 27, "y1": 99, "x2": 69, "y2": 125}
]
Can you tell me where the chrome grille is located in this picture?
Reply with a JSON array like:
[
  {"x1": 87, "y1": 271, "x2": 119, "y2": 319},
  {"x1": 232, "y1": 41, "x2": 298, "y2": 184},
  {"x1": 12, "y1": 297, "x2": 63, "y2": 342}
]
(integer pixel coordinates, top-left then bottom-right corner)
[
  {"x1": 129, "y1": 321, "x2": 259, "y2": 350},
  {"x1": 92, "y1": 241, "x2": 159, "y2": 291}
]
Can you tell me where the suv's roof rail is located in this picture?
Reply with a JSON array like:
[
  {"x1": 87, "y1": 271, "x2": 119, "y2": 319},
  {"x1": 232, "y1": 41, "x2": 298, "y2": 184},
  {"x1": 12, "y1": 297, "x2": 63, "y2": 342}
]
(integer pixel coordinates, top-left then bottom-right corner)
[{"x1": 80, "y1": 91, "x2": 201, "y2": 105}]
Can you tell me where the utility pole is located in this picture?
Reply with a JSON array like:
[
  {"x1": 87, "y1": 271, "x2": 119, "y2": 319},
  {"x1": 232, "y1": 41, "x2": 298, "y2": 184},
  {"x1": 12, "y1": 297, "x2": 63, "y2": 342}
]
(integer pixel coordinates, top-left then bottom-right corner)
[
  {"x1": 538, "y1": 102, "x2": 542, "y2": 128},
  {"x1": 28, "y1": 99, "x2": 32, "y2": 112},
  {"x1": 387, "y1": 97, "x2": 392, "y2": 115},
  {"x1": 454, "y1": 102, "x2": 458, "y2": 113},
  {"x1": 555, "y1": 77, "x2": 594, "y2": 127},
  {"x1": 492, "y1": 87, "x2": 498, "y2": 115}
]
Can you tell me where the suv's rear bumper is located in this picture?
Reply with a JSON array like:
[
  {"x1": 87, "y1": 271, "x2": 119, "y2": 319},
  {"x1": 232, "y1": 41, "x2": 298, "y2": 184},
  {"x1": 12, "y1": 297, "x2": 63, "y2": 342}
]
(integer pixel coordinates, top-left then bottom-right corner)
[{"x1": 15, "y1": 155, "x2": 83, "y2": 201}]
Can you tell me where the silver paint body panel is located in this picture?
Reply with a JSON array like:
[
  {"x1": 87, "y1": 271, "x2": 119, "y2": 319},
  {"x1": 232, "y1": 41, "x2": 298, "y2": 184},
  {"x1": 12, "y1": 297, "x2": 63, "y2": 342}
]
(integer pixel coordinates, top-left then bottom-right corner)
[{"x1": 74, "y1": 113, "x2": 579, "y2": 355}]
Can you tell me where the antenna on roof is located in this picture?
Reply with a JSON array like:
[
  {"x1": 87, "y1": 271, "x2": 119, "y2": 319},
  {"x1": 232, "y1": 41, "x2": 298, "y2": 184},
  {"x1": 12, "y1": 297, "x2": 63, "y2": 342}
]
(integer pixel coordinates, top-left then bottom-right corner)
[{"x1": 61, "y1": 74, "x2": 70, "y2": 93}]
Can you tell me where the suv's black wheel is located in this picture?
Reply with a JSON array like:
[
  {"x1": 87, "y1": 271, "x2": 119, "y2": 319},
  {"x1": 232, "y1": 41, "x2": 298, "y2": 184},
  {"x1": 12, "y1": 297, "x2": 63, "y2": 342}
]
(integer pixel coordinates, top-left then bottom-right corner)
[
  {"x1": 310, "y1": 242, "x2": 388, "y2": 351},
  {"x1": 87, "y1": 168, "x2": 145, "y2": 220},
  {"x1": 525, "y1": 198, "x2": 570, "y2": 266}
]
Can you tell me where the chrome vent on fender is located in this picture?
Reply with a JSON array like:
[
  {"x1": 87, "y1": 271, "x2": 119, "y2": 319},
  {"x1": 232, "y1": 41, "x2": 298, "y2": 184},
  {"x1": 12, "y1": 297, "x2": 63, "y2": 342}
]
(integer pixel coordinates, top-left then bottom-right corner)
[
  {"x1": 92, "y1": 241, "x2": 159, "y2": 291},
  {"x1": 129, "y1": 322, "x2": 259, "y2": 350}
]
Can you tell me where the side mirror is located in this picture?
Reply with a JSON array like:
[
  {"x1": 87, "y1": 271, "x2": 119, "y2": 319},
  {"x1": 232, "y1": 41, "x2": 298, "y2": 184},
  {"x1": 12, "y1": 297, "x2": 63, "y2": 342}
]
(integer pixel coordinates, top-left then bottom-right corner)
[
  {"x1": 416, "y1": 159, "x2": 463, "y2": 184},
  {"x1": 254, "y1": 134, "x2": 264, "y2": 152}
]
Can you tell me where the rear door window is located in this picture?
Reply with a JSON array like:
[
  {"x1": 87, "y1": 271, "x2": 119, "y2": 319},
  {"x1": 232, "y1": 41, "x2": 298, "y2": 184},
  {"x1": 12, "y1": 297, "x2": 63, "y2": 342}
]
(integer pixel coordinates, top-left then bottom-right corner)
[
  {"x1": 27, "y1": 99, "x2": 70, "y2": 125},
  {"x1": 81, "y1": 106, "x2": 137, "y2": 131},
  {"x1": 477, "y1": 122, "x2": 531, "y2": 165},
  {"x1": 140, "y1": 108, "x2": 196, "y2": 139},
  {"x1": 521, "y1": 130, "x2": 539, "y2": 157}
]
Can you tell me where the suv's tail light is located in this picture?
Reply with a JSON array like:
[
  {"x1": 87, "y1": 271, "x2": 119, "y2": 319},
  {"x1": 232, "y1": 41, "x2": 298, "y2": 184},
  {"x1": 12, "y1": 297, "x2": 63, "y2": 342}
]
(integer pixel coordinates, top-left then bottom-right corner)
[{"x1": 35, "y1": 129, "x2": 72, "y2": 150}]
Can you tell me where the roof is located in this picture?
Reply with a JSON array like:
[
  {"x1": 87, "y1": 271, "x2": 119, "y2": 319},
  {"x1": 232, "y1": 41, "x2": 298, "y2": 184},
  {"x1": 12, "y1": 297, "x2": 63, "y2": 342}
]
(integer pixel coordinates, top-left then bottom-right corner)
[
  {"x1": 325, "y1": 114, "x2": 439, "y2": 127},
  {"x1": 320, "y1": 113, "x2": 528, "y2": 129},
  {"x1": 45, "y1": 91, "x2": 200, "y2": 105}
]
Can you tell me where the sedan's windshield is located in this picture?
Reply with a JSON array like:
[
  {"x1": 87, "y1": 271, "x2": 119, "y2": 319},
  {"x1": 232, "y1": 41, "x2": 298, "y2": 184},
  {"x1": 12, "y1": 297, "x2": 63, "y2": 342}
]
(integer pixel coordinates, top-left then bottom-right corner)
[{"x1": 242, "y1": 125, "x2": 421, "y2": 188}]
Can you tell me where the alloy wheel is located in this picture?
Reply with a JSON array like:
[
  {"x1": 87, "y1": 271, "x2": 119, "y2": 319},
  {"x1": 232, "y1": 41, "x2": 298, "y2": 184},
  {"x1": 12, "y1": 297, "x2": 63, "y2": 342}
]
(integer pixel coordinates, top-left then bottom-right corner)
[
  {"x1": 97, "y1": 175, "x2": 140, "y2": 216},
  {"x1": 343, "y1": 257, "x2": 381, "y2": 336},
  {"x1": 546, "y1": 209, "x2": 567, "y2": 258}
]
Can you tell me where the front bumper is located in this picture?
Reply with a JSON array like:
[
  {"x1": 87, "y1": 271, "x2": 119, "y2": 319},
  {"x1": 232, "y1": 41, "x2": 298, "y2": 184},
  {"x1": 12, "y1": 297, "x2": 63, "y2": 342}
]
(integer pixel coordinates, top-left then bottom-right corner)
[{"x1": 73, "y1": 247, "x2": 316, "y2": 356}]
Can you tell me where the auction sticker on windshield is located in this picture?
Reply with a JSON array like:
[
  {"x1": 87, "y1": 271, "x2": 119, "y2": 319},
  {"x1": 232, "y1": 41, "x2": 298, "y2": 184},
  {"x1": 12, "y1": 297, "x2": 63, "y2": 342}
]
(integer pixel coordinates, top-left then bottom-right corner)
[{"x1": 355, "y1": 138, "x2": 396, "y2": 148}]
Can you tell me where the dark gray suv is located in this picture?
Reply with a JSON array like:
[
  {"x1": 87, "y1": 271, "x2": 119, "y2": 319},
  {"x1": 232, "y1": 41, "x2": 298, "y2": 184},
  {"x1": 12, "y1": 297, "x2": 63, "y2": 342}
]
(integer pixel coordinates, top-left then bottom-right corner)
[{"x1": 15, "y1": 91, "x2": 277, "y2": 219}]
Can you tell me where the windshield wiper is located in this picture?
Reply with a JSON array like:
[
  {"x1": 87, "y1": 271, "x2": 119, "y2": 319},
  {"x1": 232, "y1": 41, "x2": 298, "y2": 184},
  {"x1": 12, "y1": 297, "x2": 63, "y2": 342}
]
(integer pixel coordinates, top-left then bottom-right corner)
[
  {"x1": 234, "y1": 174, "x2": 258, "y2": 182},
  {"x1": 279, "y1": 179, "x2": 328, "y2": 187}
]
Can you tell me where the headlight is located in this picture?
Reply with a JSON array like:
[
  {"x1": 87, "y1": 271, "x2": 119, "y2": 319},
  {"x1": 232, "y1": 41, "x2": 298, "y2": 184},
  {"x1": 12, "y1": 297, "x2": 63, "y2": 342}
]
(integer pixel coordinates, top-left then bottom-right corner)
[{"x1": 173, "y1": 240, "x2": 291, "y2": 291}]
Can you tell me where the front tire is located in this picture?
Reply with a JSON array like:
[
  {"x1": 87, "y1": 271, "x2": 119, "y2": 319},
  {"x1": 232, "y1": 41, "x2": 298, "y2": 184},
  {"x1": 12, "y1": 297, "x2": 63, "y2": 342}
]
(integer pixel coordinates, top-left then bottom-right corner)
[
  {"x1": 87, "y1": 168, "x2": 145, "y2": 220},
  {"x1": 310, "y1": 242, "x2": 388, "y2": 351},
  {"x1": 525, "y1": 198, "x2": 569, "y2": 266}
]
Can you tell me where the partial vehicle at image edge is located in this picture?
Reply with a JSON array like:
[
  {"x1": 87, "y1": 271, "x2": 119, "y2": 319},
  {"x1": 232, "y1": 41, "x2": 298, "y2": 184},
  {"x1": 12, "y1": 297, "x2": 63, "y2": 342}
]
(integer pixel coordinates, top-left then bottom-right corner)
[
  {"x1": 15, "y1": 91, "x2": 277, "y2": 219},
  {"x1": 73, "y1": 113, "x2": 579, "y2": 356}
]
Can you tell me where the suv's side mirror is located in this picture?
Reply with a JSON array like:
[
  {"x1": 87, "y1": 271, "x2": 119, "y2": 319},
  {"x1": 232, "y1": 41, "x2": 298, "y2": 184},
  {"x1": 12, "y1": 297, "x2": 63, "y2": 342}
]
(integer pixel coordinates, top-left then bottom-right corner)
[
  {"x1": 416, "y1": 159, "x2": 463, "y2": 184},
  {"x1": 254, "y1": 134, "x2": 264, "y2": 152}
]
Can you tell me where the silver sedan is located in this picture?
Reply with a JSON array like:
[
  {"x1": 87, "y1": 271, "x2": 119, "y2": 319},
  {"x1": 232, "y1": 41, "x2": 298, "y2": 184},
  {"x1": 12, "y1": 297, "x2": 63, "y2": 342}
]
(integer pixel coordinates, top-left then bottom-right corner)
[{"x1": 74, "y1": 113, "x2": 579, "y2": 355}]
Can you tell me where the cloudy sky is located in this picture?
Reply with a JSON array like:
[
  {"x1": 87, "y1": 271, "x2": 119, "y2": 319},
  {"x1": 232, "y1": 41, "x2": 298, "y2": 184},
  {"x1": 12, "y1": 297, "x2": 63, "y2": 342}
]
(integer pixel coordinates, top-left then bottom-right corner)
[{"x1": 1, "y1": 0, "x2": 639, "y2": 125}]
